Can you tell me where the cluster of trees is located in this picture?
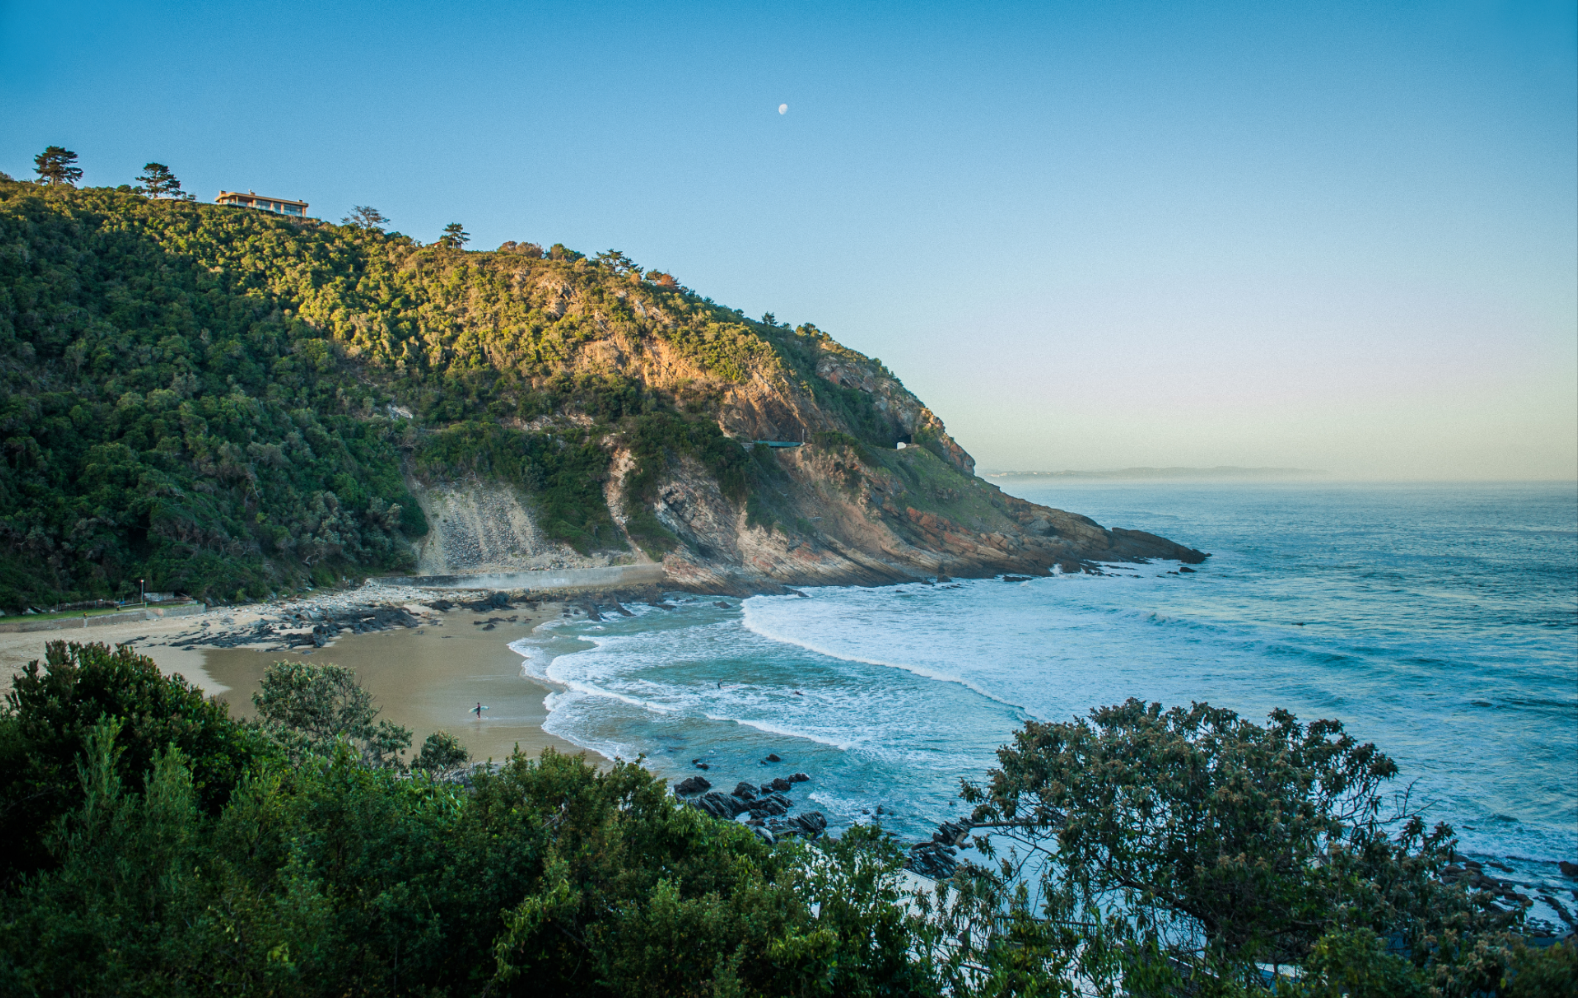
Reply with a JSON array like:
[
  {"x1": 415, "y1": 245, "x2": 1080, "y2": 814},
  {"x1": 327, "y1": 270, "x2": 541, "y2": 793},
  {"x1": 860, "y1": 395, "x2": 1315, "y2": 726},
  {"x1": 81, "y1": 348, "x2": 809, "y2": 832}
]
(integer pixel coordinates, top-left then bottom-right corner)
[
  {"x1": 951, "y1": 700, "x2": 1571, "y2": 995},
  {"x1": 29, "y1": 148, "x2": 191, "y2": 202},
  {"x1": 0, "y1": 642, "x2": 1568, "y2": 996},
  {"x1": 0, "y1": 172, "x2": 922, "y2": 608}
]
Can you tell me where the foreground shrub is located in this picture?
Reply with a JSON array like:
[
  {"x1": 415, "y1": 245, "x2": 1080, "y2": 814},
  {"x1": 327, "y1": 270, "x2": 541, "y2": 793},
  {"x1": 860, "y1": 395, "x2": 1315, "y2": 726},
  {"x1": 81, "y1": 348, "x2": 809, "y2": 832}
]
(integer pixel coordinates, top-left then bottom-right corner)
[
  {"x1": 0, "y1": 647, "x2": 941, "y2": 996},
  {"x1": 0, "y1": 641, "x2": 261, "y2": 887},
  {"x1": 0, "y1": 650, "x2": 1548, "y2": 996},
  {"x1": 252, "y1": 659, "x2": 412, "y2": 767},
  {"x1": 954, "y1": 699, "x2": 1520, "y2": 994}
]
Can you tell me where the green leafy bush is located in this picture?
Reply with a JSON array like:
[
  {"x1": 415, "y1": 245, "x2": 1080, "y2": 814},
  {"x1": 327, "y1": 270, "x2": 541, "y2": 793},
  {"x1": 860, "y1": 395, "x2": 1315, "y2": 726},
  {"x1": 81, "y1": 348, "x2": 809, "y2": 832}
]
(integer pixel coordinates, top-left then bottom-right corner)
[
  {"x1": 955, "y1": 699, "x2": 1522, "y2": 994},
  {"x1": 0, "y1": 647, "x2": 939, "y2": 996},
  {"x1": 0, "y1": 640, "x2": 263, "y2": 886},
  {"x1": 412, "y1": 730, "x2": 469, "y2": 772},
  {"x1": 252, "y1": 660, "x2": 412, "y2": 769}
]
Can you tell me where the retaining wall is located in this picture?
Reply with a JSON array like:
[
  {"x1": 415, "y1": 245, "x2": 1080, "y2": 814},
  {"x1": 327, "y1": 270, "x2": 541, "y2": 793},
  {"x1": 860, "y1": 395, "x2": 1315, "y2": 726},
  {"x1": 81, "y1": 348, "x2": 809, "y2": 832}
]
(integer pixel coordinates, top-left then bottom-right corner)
[
  {"x1": 370, "y1": 562, "x2": 667, "y2": 592},
  {"x1": 0, "y1": 602, "x2": 207, "y2": 634}
]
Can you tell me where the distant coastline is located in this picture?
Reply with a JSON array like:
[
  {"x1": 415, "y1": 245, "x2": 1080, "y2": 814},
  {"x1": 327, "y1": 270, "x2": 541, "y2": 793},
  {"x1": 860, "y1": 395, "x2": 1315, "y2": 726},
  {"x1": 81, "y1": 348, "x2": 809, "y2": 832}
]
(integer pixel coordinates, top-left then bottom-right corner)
[{"x1": 986, "y1": 466, "x2": 1325, "y2": 481}]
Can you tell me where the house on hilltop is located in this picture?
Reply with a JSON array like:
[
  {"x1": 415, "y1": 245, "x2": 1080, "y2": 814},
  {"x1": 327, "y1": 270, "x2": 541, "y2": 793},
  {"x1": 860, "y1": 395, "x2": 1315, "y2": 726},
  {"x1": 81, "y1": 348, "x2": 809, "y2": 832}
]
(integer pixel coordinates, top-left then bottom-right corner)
[{"x1": 216, "y1": 190, "x2": 308, "y2": 217}]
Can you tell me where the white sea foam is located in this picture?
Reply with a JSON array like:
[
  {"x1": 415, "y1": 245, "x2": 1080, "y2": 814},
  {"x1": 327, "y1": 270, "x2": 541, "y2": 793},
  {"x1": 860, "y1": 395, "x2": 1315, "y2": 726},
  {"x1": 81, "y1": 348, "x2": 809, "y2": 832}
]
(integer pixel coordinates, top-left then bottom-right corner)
[
  {"x1": 540, "y1": 698, "x2": 650, "y2": 763},
  {"x1": 721, "y1": 716, "x2": 920, "y2": 760},
  {"x1": 508, "y1": 638, "x2": 556, "y2": 683},
  {"x1": 496, "y1": 483, "x2": 1577, "y2": 887},
  {"x1": 701, "y1": 714, "x2": 855, "y2": 751},
  {"x1": 740, "y1": 595, "x2": 1028, "y2": 710}
]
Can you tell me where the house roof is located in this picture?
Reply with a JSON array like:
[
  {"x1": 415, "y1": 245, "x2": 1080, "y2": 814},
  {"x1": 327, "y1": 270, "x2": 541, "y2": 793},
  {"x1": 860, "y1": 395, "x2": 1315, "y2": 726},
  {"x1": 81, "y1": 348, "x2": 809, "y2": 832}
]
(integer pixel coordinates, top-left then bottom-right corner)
[{"x1": 216, "y1": 190, "x2": 309, "y2": 208}]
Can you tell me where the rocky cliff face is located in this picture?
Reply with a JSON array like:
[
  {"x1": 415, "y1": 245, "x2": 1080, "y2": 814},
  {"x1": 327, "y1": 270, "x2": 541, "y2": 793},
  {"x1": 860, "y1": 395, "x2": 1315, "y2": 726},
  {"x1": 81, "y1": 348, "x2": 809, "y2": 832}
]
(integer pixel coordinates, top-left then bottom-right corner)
[
  {"x1": 641, "y1": 438, "x2": 1205, "y2": 594},
  {"x1": 409, "y1": 481, "x2": 638, "y2": 576},
  {"x1": 610, "y1": 326, "x2": 1203, "y2": 590},
  {"x1": 406, "y1": 302, "x2": 1206, "y2": 591}
]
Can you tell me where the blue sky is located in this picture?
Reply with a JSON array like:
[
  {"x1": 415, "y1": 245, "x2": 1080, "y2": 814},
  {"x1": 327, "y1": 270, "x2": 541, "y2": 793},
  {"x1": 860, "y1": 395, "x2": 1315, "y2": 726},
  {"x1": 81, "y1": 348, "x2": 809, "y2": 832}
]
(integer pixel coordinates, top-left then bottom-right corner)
[{"x1": 3, "y1": 1, "x2": 1574, "y2": 478}]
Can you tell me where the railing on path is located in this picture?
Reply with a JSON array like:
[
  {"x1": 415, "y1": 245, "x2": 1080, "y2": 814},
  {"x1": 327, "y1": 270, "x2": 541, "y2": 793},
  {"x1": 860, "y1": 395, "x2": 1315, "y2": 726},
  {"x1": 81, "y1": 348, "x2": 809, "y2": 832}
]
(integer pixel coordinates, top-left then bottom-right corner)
[{"x1": 369, "y1": 562, "x2": 667, "y2": 591}]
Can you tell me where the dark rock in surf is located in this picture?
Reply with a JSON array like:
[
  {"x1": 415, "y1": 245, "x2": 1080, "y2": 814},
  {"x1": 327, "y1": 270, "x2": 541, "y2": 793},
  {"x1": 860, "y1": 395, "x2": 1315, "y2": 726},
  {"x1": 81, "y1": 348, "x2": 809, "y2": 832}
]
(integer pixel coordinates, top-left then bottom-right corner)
[
  {"x1": 934, "y1": 819, "x2": 972, "y2": 847},
  {"x1": 732, "y1": 782, "x2": 757, "y2": 800},
  {"x1": 1560, "y1": 860, "x2": 1578, "y2": 879},
  {"x1": 764, "y1": 753, "x2": 782, "y2": 762},
  {"x1": 674, "y1": 776, "x2": 711, "y2": 796},
  {"x1": 906, "y1": 841, "x2": 958, "y2": 879},
  {"x1": 769, "y1": 776, "x2": 792, "y2": 792},
  {"x1": 749, "y1": 795, "x2": 789, "y2": 818},
  {"x1": 1179, "y1": 566, "x2": 1196, "y2": 573},
  {"x1": 692, "y1": 791, "x2": 749, "y2": 819},
  {"x1": 787, "y1": 772, "x2": 809, "y2": 783},
  {"x1": 793, "y1": 811, "x2": 828, "y2": 836}
]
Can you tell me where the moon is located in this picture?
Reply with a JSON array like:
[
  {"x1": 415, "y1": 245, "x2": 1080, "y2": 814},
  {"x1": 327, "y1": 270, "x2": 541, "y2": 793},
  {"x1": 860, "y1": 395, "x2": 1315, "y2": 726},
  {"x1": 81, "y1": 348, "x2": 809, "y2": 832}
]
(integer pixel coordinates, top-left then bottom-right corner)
[{"x1": 778, "y1": 103, "x2": 788, "y2": 115}]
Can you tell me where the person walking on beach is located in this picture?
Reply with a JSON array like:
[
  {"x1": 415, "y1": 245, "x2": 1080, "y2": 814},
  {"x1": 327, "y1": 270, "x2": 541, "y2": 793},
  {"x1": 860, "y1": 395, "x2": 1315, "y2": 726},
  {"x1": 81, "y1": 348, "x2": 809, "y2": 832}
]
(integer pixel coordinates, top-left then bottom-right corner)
[{"x1": 473, "y1": 702, "x2": 484, "y2": 719}]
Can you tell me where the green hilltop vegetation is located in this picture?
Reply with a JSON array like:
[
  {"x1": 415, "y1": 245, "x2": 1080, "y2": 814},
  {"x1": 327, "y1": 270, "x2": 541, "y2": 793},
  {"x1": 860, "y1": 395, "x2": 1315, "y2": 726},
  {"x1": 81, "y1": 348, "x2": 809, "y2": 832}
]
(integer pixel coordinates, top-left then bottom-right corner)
[{"x1": 0, "y1": 175, "x2": 915, "y2": 610}]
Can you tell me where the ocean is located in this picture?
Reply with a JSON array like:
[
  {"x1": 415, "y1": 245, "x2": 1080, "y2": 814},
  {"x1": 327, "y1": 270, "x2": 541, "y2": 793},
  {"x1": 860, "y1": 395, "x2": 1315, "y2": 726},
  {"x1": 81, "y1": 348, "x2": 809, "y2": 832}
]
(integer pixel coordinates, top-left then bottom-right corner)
[{"x1": 511, "y1": 480, "x2": 1577, "y2": 903}]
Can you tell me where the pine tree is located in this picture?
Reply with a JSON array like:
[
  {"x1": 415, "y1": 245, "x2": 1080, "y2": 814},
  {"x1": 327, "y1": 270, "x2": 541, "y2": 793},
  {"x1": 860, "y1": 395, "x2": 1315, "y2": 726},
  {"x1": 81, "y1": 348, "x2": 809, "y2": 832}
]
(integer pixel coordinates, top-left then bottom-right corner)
[
  {"x1": 438, "y1": 222, "x2": 470, "y2": 249},
  {"x1": 133, "y1": 162, "x2": 192, "y2": 200},
  {"x1": 343, "y1": 205, "x2": 389, "y2": 231},
  {"x1": 33, "y1": 147, "x2": 82, "y2": 186}
]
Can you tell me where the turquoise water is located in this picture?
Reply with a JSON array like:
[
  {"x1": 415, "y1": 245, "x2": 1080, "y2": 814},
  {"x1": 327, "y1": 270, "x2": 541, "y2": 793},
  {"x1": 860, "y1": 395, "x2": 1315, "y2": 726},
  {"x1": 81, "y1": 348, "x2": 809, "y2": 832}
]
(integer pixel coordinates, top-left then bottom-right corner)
[{"x1": 512, "y1": 482, "x2": 1577, "y2": 883}]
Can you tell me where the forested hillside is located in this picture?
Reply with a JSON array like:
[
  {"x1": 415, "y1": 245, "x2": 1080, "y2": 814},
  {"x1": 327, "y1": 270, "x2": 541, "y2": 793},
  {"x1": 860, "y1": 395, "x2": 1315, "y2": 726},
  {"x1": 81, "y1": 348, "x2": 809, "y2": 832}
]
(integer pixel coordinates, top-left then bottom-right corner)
[{"x1": 0, "y1": 179, "x2": 1201, "y2": 610}]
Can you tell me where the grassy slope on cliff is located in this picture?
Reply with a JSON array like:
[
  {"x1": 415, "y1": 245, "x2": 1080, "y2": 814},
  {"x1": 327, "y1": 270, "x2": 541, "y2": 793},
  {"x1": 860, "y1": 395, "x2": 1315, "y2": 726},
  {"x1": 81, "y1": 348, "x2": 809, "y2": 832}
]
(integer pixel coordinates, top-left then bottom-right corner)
[{"x1": 0, "y1": 181, "x2": 925, "y2": 608}]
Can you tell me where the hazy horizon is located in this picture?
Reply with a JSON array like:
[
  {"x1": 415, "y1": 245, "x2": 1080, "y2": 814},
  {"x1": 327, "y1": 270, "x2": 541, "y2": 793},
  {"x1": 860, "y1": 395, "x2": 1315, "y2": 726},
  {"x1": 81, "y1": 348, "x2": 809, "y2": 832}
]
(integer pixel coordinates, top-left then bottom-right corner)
[
  {"x1": 4, "y1": 1, "x2": 1573, "y2": 481},
  {"x1": 985, "y1": 468, "x2": 1578, "y2": 484}
]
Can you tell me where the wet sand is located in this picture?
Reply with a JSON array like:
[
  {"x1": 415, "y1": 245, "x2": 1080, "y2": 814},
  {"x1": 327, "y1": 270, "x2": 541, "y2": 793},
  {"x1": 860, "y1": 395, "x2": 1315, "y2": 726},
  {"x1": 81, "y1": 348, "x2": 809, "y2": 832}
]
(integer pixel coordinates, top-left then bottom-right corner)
[{"x1": 201, "y1": 610, "x2": 599, "y2": 765}]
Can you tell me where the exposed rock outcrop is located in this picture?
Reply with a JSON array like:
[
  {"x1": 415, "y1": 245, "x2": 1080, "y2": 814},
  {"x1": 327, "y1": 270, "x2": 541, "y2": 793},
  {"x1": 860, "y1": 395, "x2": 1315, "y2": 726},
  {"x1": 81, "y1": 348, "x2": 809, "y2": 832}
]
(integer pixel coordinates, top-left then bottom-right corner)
[
  {"x1": 652, "y1": 438, "x2": 1206, "y2": 594},
  {"x1": 411, "y1": 480, "x2": 626, "y2": 575},
  {"x1": 396, "y1": 267, "x2": 1205, "y2": 592}
]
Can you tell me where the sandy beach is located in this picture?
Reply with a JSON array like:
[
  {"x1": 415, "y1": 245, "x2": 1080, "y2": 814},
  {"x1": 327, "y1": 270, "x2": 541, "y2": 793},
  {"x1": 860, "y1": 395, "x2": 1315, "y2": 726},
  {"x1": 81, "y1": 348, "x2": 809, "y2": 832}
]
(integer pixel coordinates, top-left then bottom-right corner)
[
  {"x1": 0, "y1": 587, "x2": 604, "y2": 766},
  {"x1": 0, "y1": 611, "x2": 220, "y2": 698}
]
